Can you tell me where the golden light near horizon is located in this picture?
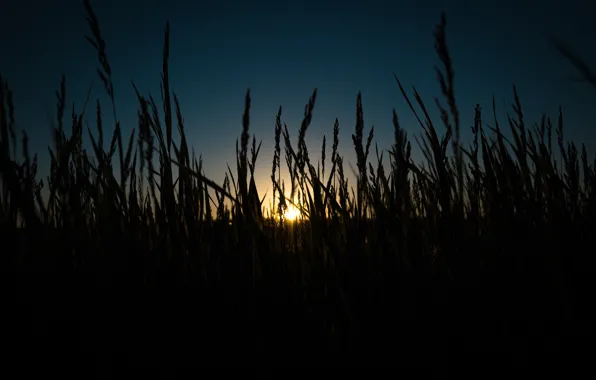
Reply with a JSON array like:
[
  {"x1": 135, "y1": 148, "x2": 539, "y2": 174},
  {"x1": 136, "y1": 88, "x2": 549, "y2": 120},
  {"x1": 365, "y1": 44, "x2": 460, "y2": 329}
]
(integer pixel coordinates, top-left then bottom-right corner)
[{"x1": 283, "y1": 204, "x2": 301, "y2": 221}]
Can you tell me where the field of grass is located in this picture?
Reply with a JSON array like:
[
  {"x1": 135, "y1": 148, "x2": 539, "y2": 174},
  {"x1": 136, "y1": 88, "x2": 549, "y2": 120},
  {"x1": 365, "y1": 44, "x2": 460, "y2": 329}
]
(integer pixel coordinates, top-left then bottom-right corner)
[{"x1": 3, "y1": 0, "x2": 596, "y2": 372}]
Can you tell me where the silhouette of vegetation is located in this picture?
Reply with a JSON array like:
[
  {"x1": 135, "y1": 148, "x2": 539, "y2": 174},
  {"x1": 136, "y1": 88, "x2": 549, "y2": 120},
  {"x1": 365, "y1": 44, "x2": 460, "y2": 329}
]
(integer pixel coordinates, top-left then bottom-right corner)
[
  {"x1": 550, "y1": 35, "x2": 596, "y2": 91},
  {"x1": 3, "y1": 0, "x2": 595, "y2": 371}
]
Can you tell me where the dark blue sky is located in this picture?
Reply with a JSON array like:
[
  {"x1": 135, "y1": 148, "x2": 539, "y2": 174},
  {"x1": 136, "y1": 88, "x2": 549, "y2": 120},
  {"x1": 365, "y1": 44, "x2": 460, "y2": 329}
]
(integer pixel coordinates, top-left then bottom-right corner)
[{"x1": 2, "y1": 0, "x2": 595, "y2": 201}]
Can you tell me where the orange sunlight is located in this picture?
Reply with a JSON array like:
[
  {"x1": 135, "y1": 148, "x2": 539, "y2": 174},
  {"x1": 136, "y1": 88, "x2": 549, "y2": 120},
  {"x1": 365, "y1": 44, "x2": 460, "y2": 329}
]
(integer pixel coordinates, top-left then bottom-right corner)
[{"x1": 283, "y1": 204, "x2": 301, "y2": 221}]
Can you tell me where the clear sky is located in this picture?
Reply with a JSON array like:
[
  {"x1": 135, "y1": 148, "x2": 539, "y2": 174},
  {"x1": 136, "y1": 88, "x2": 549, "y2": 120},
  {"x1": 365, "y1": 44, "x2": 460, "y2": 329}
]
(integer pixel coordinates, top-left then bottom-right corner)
[{"x1": 2, "y1": 0, "x2": 595, "y2": 204}]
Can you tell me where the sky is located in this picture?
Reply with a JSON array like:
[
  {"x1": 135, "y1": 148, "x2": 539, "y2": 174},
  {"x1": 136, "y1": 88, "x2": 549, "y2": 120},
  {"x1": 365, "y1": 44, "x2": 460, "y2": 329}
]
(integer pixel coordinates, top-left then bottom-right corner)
[{"x1": 1, "y1": 0, "x2": 596, "y2": 206}]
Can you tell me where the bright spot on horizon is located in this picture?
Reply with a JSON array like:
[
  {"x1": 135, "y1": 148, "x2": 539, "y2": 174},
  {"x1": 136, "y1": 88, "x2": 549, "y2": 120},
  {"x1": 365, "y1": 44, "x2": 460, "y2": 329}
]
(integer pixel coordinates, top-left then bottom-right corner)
[{"x1": 283, "y1": 204, "x2": 301, "y2": 221}]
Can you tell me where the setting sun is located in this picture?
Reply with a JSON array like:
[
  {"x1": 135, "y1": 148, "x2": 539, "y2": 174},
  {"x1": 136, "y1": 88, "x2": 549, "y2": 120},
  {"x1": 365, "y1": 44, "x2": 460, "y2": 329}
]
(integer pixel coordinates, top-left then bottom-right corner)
[{"x1": 283, "y1": 204, "x2": 301, "y2": 221}]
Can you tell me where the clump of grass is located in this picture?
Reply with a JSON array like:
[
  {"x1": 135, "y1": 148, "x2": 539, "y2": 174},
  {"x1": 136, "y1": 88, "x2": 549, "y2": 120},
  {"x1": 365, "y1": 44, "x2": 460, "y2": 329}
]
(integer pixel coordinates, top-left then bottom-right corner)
[{"x1": 3, "y1": 1, "x2": 596, "y2": 369}]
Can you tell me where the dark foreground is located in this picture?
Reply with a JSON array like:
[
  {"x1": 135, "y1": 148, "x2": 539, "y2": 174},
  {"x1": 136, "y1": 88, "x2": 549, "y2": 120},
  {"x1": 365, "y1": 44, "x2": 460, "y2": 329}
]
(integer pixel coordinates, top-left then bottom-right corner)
[{"x1": 5, "y1": 235, "x2": 595, "y2": 373}]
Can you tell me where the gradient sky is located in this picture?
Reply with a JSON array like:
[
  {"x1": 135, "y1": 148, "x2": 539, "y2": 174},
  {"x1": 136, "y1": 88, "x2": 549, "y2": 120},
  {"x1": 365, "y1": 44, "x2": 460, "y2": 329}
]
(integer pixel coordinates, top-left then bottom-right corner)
[{"x1": 2, "y1": 0, "x2": 595, "y2": 204}]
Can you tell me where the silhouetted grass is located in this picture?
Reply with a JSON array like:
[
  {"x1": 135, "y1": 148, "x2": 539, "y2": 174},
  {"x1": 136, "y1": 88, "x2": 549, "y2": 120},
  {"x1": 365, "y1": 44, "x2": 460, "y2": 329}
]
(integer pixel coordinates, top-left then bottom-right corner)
[{"x1": 2, "y1": 1, "x2": 596, "y2": 372}]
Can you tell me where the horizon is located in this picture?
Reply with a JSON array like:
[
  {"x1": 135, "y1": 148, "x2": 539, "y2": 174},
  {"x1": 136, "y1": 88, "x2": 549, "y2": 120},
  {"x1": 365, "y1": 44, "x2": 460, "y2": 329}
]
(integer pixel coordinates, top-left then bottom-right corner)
[{"x1": 2, "y1": 0, "x2": 596, "y2": 212}]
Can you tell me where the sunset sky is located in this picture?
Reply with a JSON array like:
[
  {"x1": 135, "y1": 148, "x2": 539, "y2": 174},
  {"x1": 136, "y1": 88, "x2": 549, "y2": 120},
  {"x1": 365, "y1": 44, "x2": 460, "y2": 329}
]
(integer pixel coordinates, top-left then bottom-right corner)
[{"x1": 2, "y1": 0, "x2": 595, "y2": 205}]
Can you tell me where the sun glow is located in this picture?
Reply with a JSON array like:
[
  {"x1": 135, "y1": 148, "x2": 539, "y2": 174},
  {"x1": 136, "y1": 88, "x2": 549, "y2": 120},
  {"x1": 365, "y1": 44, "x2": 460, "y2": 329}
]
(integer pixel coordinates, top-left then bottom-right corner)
[{"x1": 283, "y1": 204, "x2": 301, "y2": 221}]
